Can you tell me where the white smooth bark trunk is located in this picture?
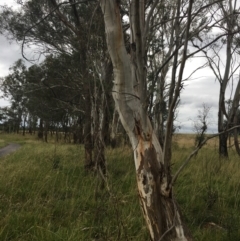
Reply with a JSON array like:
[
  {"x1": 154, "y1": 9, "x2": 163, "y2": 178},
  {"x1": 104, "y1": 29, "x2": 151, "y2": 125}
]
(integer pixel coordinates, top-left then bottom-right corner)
[{"x1": 99, "y1": 1, "x2": 192, "y2": 240}]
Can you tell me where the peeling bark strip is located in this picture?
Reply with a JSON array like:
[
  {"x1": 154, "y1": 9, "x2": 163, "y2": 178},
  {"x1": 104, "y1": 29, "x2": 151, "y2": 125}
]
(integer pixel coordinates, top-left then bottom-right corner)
[
  {"x1": 135, "y1": 136, "x2": 190, "y2": 241},
  {"x1": 99, "y1": 1, "x2": 192, "y2": 240}
]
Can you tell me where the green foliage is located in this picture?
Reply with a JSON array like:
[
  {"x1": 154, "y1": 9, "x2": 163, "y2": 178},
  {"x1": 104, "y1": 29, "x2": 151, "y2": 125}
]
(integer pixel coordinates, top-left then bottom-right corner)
[
  {"x1": 0, "y1": 1, "x2": 109, "y2": 138},
  {"x1": 0, "y1": 134, "x2": 240, "y2": 240}
]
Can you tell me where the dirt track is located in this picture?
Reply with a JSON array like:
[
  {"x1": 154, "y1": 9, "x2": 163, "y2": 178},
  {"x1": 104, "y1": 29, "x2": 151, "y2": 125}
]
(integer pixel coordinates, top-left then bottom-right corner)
[{"x1": 0, "y1": 143, "x2": 21, "y2": 157}]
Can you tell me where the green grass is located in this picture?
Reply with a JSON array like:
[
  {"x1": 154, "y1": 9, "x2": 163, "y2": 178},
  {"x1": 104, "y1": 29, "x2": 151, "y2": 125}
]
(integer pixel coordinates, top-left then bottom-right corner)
[
  {"x1": 0, "y1": 133, "x2": 240, "y2": 240},
  {"x1": 0, "y1": 132, "x2": 36, "y2": 146},
  {"x1": 173, "y1": 147, "x2": 240, "y2": 240}
]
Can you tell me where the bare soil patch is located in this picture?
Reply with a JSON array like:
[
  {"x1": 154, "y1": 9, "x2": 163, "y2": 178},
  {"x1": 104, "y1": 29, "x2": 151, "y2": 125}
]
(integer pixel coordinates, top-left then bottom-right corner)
[{"x1": 0, "y1": 143, "x2": 21, "y2": 157}]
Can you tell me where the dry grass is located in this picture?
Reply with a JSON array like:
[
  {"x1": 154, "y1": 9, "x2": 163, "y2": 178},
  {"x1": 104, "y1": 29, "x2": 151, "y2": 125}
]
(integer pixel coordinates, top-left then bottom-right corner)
[{"x1": 173, "y1": 133, "x2": 239, "y2": 150}]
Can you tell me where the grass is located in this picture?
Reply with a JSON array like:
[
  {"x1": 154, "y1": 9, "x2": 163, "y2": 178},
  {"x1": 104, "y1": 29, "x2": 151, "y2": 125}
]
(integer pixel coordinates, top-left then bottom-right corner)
[
  {"x1": 0, "y1": 133, "x2": 239, "y2": 240},
  {"x1": 174, "y1": 148, "x2": 240, "y2": 240}
]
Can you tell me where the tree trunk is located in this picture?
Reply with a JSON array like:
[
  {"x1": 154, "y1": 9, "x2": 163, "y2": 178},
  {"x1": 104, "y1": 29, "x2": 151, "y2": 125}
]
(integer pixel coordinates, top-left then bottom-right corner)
[
  {"x1": 233, "y1": 115, "x2": 240, "y2": 156},
  {"x1": 218, "y1": 84, "x2": 229, "y2": 158},
  {"x1": 110, "y1": 107, "x2": 119, "y2": 148},
  {"x1": 93, "y1": 92, "x2": 106, "y2": 176},
  {"x1": 103, "y1": 64, "x2": 113, "y2": 147},
  {"x1": 153, "y1": 17, "x2": 175, "y2": 149},
  {"x1": 228, "y1": 78, "x2": 240, "y2": 156},
  {"x1": 56, "y1": 127, "x2": 59, "y2": 143},
  {"x1": 84, "y1": 91, "x2": 94, "y2": 170},
  {"x1": 29, "y1": 119, "x2": 32, "y2": 134},
  {"x1": 93, "y1": 59, "x2": 112, "y2": 176},
  {"x1": 73, "y1": 115, "x2": 84, "y2": 144},
  {"x1": 99, "y1": 1, "x2": 192, "y2": 240},
  {"x1": 218, "y1": 128, "x2": 228, "y2": 158},
  {"x1": 44, "y1": 120, "x2": 48, "y2": 143},
  {"x1": 217, "y1": 2, "x2": 235, "y2": 158},
  {"x1": 38, "y1": 118, "x2": 44, "y2": 140},
  {"x1": 22, "y1": 116, "x2": 26, "y2": 136}
]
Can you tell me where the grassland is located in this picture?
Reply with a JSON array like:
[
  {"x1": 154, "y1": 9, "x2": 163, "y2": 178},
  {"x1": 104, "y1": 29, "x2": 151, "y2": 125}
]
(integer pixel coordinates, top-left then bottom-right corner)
[{"x1": 0, "y1": 133, "x2": 239, "y2": 240}]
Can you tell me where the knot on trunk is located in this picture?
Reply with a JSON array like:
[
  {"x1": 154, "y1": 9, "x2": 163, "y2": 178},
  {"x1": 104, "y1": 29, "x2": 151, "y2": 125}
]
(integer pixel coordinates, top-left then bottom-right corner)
[
  {"x1": 138, "y1": 169, "x2": 153, "y2": 207},
  {"x1": 160, "y1": 176, "x2": 171, "y2": 197}
]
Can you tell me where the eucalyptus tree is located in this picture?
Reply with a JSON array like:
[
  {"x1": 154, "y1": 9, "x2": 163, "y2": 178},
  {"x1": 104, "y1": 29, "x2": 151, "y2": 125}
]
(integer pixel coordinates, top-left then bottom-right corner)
[
  {"x1": 1, "y1": 59, "x2": 28, "y2": 133},
  {"x1": 35, "y1": 54, "x2": 86, "y2": 141},
  {"x1": 35, "y1": 54, "x2": 101, "y2": 142},
  {"x1": 2, "y1": 0, "x2": 238, "y2": 239},
  {"x1": 98, "y1": 0, "x2": 232, "y2": 240},
  {"x1": 1, "y1": 57, "x2": 76, "y2": 138},
  {"x1": 0, "y1": 107, "x2": 8, "y2": 131},
  {"x1": 0, "y1": 0, "x2": 110, "y2": 169},
  {"x1": 197, "y1": 0, "x2": 240, "y2": 157},
  {"x1": 0, "y1": 107, "x2": 19, "y2": 133}
]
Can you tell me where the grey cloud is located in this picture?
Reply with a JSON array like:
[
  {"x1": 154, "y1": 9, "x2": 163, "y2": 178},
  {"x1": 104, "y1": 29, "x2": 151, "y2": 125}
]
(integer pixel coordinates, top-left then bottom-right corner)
[
  {"x1": 178, "y1": 76, "x2": 221, "y2": 133},
  {"x1": 0, "y1": 35, "x2": 23, "y2": 107},
  {"x1": 0, "y1": 36, "x2": 22, "y2": 77}
]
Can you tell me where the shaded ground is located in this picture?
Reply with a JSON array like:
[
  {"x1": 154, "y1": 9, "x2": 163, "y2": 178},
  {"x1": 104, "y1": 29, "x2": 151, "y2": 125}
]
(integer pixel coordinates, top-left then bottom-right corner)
[{"x1": 0, "y1": 143, "x2": 21, "y2": 157}]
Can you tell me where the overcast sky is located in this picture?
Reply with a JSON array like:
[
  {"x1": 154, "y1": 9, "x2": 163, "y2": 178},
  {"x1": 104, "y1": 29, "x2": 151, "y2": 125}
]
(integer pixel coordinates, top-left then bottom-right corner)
[{"x1": 0, "y1": 1, "x2": 238, "y2": 133}]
